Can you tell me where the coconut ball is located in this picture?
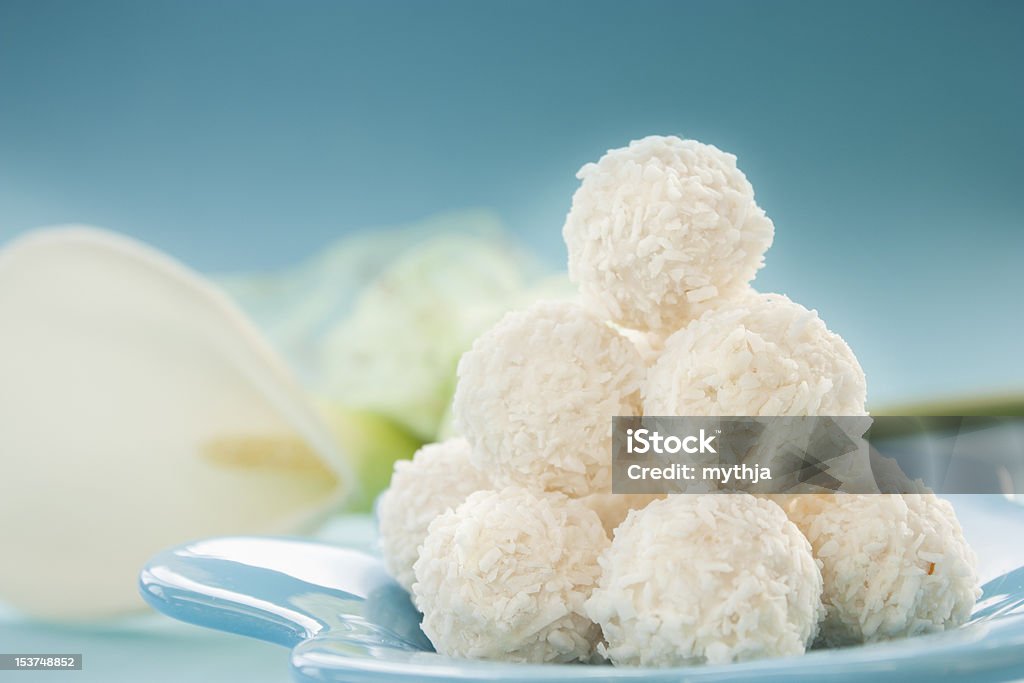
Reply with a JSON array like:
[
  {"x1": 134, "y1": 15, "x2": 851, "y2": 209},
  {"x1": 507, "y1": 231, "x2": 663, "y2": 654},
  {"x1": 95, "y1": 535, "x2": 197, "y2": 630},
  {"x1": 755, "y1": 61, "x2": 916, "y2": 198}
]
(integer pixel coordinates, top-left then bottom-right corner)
[
  {"x1": 563, "y1": 135, "x2": 774, "y2": 335},
  {"x1": 581, "y1": 492, "x2": 665, "y2": 538},
  {"x1": 586, "y1": 494, "x2": 824, "y2": 667},
  {"x1": 453, "y1": 300, "x2": 644, "y2": 496},
  {"x1": 783, "y1": 493, "x2": 980, "y2": 646},
  {"x1": 644, "y1": 292, "x2": 867, "y2": 416},
  {"x1": 377, "y1": 438, "x2": 489, "y2": 590},
  {"x1": 412, "y1": 487, "x2": 608, "y2": 663}
]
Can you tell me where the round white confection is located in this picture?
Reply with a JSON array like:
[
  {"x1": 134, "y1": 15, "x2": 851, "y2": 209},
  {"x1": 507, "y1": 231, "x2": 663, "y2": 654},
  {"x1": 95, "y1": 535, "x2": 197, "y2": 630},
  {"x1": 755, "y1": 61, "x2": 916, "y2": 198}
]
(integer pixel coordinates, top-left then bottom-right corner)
[
  {"x1": 643, "y1": 292, "x2": 867, "y2": 416},
  {"x1": 586, "y1": 494, "x2": 824, "y2": 667},
  {"x1": 453, "y1": 300, "x2": 644, "y2": 496},
  {"x1": 412, "y1": 487, "x2": 608, "y2": 663},
  {"x1": 376, "y1": 438, "x2": 489, "y2": 590},
  {"x1": 783, "y1": 493, "x2": 980, "y2": 646},
  {"x1": 563, "y1": 135, "x2": 774, "y2": 335}
]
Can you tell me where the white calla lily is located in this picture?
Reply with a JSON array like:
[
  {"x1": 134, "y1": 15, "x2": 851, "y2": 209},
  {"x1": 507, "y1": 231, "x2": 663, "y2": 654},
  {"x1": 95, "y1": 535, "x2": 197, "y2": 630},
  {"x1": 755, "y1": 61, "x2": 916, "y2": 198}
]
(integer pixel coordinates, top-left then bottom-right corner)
[{"x1": 0, "y1": 227, "x2": 351, "y2": 619}]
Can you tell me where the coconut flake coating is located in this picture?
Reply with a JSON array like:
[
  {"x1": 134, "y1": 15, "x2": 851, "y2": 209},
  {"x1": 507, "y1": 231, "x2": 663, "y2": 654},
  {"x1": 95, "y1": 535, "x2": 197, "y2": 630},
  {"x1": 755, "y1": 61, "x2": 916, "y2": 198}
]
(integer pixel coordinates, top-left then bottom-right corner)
[
  {"x1": 784, "y1": 493, "x2": 980, "y2": 647},
  {"x1": 581, "y1": 492, "x2": 665, "y2": 538},
  {"x1": 614, "y1": 325, "x2": 666, "y2": 368},
  {"x1": 644, "y1": 292, "x2": 867, "y2": 416},
  {"x1": 586, "y1": 494, "x2": 823, "y2": 667},
  {"x1": 453, "y1": 300, "x2": 644, "y2": 496},
  {"x1": 412, "y1": 487, "x2": 608, "y2": 663},
  {"x1": 563, "y1": 135, "x2": 774, "y2": 335},
  {"x1": 377, "y1": 438, "x2": 489, "y2": 590}
]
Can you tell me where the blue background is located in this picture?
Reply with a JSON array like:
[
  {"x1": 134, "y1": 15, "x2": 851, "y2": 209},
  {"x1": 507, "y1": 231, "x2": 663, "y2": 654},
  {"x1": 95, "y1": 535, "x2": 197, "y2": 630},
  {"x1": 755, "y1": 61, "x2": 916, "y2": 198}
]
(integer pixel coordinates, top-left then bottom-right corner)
[{"x1": 1, "y1": 0, "x2": 1022, "y2": 405}]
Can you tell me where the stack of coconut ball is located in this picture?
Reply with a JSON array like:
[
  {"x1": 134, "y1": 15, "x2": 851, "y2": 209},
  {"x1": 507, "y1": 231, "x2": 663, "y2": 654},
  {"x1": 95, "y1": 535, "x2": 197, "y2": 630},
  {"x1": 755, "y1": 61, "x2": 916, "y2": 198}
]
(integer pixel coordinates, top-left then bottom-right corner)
[{"x1": 376, "y1": 135, "x2": 980, "y2": 667}]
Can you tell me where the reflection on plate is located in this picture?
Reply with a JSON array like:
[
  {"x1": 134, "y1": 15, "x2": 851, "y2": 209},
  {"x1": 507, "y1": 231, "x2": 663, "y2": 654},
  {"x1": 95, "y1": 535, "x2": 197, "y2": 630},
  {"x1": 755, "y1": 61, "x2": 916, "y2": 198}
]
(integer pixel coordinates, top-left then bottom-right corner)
[{"x1": 140, "y1": 496, "x2": 1024, "y2": 682}]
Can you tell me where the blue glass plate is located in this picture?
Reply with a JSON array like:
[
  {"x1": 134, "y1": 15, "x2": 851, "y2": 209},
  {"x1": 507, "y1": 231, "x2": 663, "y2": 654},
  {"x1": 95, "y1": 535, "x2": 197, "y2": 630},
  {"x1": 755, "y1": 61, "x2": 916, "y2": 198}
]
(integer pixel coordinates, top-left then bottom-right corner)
[{"x1": 139, "y1": 495, "x2": 1024, "y2": 682}]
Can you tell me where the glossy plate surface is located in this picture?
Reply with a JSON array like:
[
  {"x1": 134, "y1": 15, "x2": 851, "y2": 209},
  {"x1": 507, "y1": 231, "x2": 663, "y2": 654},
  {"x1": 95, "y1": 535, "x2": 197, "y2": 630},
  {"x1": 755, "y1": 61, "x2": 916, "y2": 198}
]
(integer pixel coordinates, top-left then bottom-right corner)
[{"x1": 140, "y1": 495, "x2": 1024, "y2": 682}]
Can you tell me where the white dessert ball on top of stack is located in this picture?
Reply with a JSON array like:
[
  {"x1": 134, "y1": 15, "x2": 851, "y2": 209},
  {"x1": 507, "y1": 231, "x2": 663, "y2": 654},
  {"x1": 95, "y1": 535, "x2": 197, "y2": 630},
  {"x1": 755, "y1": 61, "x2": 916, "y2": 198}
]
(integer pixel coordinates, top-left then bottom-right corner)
[
  {"x1": 376, "y1": 438, "x2": 489, "y2": 591},
  {"x1": 412, "y1": 487, "x2": 608, "y2": 663},
  {"x1": 563, "y1": 135, "x2": 774, "y2": 336},
  {"x1": 586, "y1": 494, "x2": 824, "y2": 667},
  {"x1": 643, "y1": 292, "x2": 867, "y2": 417},
  {"x1": 453, "y1": 300, "x2": 645, "y2": 497},
  {"x1": 782, "y1": 493, "x2": 980, "y2": 647}
]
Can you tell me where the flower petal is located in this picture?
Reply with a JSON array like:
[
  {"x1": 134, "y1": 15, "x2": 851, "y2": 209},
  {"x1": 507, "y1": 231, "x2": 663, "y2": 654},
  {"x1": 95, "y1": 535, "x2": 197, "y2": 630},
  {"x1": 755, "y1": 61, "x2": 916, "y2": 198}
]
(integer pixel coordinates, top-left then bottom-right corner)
[{"x1": 0, "y1": 227, "x2": 351, "y2": 619}]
